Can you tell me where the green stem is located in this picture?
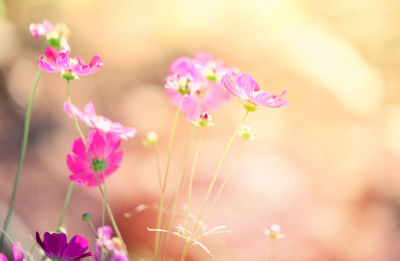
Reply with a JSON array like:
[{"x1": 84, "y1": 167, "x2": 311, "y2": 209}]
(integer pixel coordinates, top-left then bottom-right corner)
[
  {"x1": 66, "y1": 80, "x2": 87, "y2": 147},
  {"x1": 153, "y1": 106, "x2": 181, "y2": 260},
  {"x1": 180, "y1": 110, "x2": 250, "y2": 261},
  {"x1": 184, "y1": 128, "x2": 204, "y2": 237},
  {"x1": 203, "y1": 140, "x2": 246, "y2": 225},
  {"x1": 266, "y1": 239, "x2": 275, "y2": 261},
  {"x1": 153, "y1": 145, "x2": 162, "y2": 190},
  {"x1": 94, "y1": 172, "x2": 106, "y2": 261},
  {"x1": 160, "y1": 125, "x2": 195, "y2": 260},
  {"x1": 0, "y1": 70, "x2": 41, "y2": 250},
  {"x1": 56, "y1": 182, "x2": 75, "y2": 230},
  {"x1": 95, "y1": 176, "x2": 128, "y2": 255}
]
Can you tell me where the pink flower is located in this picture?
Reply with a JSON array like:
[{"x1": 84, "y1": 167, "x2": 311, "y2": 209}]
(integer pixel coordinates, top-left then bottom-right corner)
[
  {"x1": 38, "y1": 46, "x2": 103, "y2": 79},
  {"x1": 165, "y1": 52, "x2": 235, "y2": 120},
  {"x1": 67, "y1": 129, "x2": 124, "y2": 187},
  {"x1": 63, "y1": 102, "x2": 136, "y2": 140},
  {"x1": 29, "y1": 20, "x2": 54, "y2": 39},
  {"x1": 0, "y1": 242, "x2": 24, "y2": 261},
  {"x1": 221, "y1": 73, "x2": 288, "y2": 110}
]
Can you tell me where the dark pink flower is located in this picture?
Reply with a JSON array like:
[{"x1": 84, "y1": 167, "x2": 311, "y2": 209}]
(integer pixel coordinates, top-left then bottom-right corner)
[
  {"x1": 29, "y1": 20, "x2": 53, "y2": 39},
  {"x1": 94, "y1": 226, "x2": 128, "y2": 261},
  {"x1": 165, "y1": 52, "x2": 236, "y2": 121},
  {"x1": 0, "y1": 242, "x2": 24, "y2": 261},
  {"x1": 67, "y1": 129, "x2": 124, "y2": 187},
  {"x1": 38, "y1": 46, "x2": 103, "y2": 79},
  {"x1": 63, "y1": 102, "x2": 136, "y2": 140},
  {"x1": 36, "y1": 232, "x2": 92, "y2": 261},
  {"x1": 221, "y1": 73, "x2": 288, "y2": 110}
]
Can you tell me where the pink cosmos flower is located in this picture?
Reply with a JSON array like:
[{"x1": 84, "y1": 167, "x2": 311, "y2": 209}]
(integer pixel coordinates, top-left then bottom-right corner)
[
  {"x1": 0, "y1": 242, "x2": 24, "y2": 261},
  {"x1": 63, "y1": 102, "x2": 136, "y2": 140},
  {"x1": 38, "y1": 46, "x2": 103, "y2": 79},
  {"x1": 95, "y1": 226, "x2": 128, "y2": 261},
  {"x1": 221, "y1": 73, "x2": 288, "y2": 110},
  {"x1": 29, "y1": 20, "x2": 54, "y2": 39},
  {"x1": 165, "y1": 52, "x2": 236, "y2": 120},
  {"x1": 67, "y1": 129, "x2": 124, "y2": 187}
]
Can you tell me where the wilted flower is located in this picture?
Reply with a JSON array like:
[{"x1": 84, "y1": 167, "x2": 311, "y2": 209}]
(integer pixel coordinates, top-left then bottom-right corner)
[
  {"x1": 165, "y1": 52, "x2": 235, "y2": 121},
  {"x1": 0, "y1": 242, "x2": 24, "y2": 261},
  {"x1": 95, "y1": 226, "x2": 128, "y2": 261},
  {"x1": 29, "y1": 20, "x2": 70, "y2": 50},
  {"x1": 36, "y1": 232, "x2": 92, "y2": 260},
  {"x1": 63, "y1": 102, "x2": 136, "y2": 140},
  {"x1": 38, "y1": 46, "x2": 103, "y2": 80},
  {"x1": 29, "y1": 20, "x2": 53, "y2": 39},
  {"x1": 221, "y1": 73, "x2": 288, "y2": 111},
  {"x1": 264, "y1": 224, "x2": 285, "y2": 240},
  {"x1": 67, "y1": 129, "x2": 125, "y2": 187}
]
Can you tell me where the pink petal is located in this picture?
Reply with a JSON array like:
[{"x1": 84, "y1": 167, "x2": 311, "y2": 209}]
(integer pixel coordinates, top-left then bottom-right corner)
[
  {"x1": 63, "y1": 101, "x2": 86, "y2": 123},
  {"x1": 67, "y1": 154, "x2": 90, "y2": 174},
  {"x1": 12, "y1": 242, "x2": 24, "y2": 261},
  {"x1": 221, "y1": 73, "x2": 243, "y2": 98},
  {"x1": 236, "y1": 73, "x2": 257, "y2": 98},
  {"x1": 56, "y1": 51, "x2": 71, "y2": 70},
  {"x1": 71, "y1": 137, "x2": 89, "y2": 160},
  {"x1": 88, "y1": 130, "x2": 106, "y2": 158},
  {"x1": 97, "y1": 226, "x2": 113, "y2": 240},
  {"x1": 169, "y1": 56, "x2": 193, "y2": 76},
  {"x1": 44, "y1": 46, "x2": 59, "y2": 66},
  {"x1": 38, "y1": 55, "x2": 58, "y2": 73}
]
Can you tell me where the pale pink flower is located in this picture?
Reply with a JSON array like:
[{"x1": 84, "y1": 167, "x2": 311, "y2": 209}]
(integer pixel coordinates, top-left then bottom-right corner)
[
  {"x1": 29, "y1": 20, "x2": 54, "y2": 39},
  {"x1": 38, "y1": 46, "x2": 103, "y2": 79},
  {"x1": 221, "y1": 73, "x2": 288, "y2": 110},
  {"x1": 63, "y1": 102, "x2": 136, "y2": 140},
  {"x1": 67, "y1": 129, "x2": 124, "y2": 187},
  {"x1": 165, "y1": 52, "x2": 235, "y2": 120}
]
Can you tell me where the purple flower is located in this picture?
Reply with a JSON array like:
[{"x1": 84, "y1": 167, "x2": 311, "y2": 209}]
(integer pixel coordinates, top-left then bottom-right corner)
[
  {"x1": 36, "y1": 232, "x2": 92, "y2": 261},
  {"x1": 95, "y1": 226, "x2": 128, "y2": 261},
  {"x1": 0, "y1": 242, "x2": 24, "y2": 261},
  {"x1": 38, "y1": 46, "x2": 103, "y2": 79}
]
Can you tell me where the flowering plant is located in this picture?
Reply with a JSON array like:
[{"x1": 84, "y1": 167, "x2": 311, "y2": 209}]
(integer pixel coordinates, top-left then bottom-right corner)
[{"x1": 0, "y1": 19, "x2": 287, "y2": 261}]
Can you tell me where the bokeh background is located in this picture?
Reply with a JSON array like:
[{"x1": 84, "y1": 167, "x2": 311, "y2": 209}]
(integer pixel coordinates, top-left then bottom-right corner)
[{"x1": 1, "y1": 0, "x2": 400, "y2": 260}]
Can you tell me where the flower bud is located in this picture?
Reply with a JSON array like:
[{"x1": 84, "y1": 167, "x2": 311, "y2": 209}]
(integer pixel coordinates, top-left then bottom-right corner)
[
  {"x1": 238, "y1": 125, "x2": 256, "y2": 141},
  {"x1": 193, "y1": 112, "x2": 214, "y2": 127},
  {"x1": 264, "y1": 224, "x2": 285, "y2": 240},
  {"x1": 143, "y1": 131, "x2": 158, "y2": 147},
  {"x1": 82, "y1": 212, "x2": 91, "y2": 222}
]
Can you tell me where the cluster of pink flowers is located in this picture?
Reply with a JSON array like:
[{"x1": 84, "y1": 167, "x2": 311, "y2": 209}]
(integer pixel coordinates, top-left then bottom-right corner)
[
  {"x1": 0, "y1": 19, "x2": 289, "y2": 261},
  {"x1": 165, "y1": 52, "x2": 288, "y2": 121}
]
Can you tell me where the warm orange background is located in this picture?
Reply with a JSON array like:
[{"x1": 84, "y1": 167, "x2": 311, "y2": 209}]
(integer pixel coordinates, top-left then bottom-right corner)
[{"x1": 1, "y1": 0, "x2": 400, "y2": 260}]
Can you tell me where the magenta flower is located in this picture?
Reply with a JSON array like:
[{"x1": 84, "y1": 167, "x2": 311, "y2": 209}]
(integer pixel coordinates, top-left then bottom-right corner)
[
  {"x1": 29, "y1": 20, "x2": 53, "y2": 39},
  {"x1": 165, "y1": 52, "x2": 235, "y2": 121},
  {"x1": 95, "y1": 226, "x2": 128, "y2": 261},
  {"x1": 63, "y1": 102, "x2": 136, "y2": 140},
  {"x1": 36, "y1": 232, "x2": 92, "y2": 260},
  {"x1": 221, "y1": 73, "x2": 288, "y2": 111},
  {"x1": 38, "y1": 46, "x2": 103, "y2": 80},
  {"x1": 67, "y1": 129, "x2": 124, "y2": 187},
  {"x1": 0, "y1": 242, "x2": 24, "y2": 261}
]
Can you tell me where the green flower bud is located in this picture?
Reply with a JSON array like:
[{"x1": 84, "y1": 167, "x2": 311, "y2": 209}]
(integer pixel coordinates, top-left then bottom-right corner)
[
  {"x1": 82, "y1": 212, "x2": 91, "y2": 222},
  {"x1": 143, "y1": 132, "x2": 158, "y2": 147},
  {"x1": 238, "y1": 125, "x2": 256, "y2": 141}
]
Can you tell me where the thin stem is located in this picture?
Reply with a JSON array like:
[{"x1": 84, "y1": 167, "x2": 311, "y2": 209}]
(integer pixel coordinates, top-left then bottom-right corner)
[
  {"x1": 266, "y1": 239, "x2": 275, "y2": 261},
  {"x1": 88, "y1": 220, "x2": 98, "y2": 236},
  {"x1": 180, "y1": 110, "x2": 250, "y2": 261},
  {"x1": 95, "y1": 177, "x2": 128, "y2": 255},
  {"x1": 66, "y1": 80, "x2": 87, "y2": 147},
  {"x1": 160, "y1": 125, "x2": 195, "y2": 260},
  {"x1": 153, "y1": 106, "x2": 181, "y2": 260},
  {"x1": 153, "y1": 145, "x2": 162, "y2": 190},
  {"x1": 184, "y1": 128, "x2": 204, "y2": 237},
  {"x1": 56, "y1": 182, "x2": 75, "y2": 230},
  {"x1": 94, "y1": 171, "x2": 106, "y2": 261},
  {"x1": 0, "y1": 70, "x2": 41, "y2": 250},
  {"x1": 204, "y1": 140, "x2": 246, "y2": 225}
]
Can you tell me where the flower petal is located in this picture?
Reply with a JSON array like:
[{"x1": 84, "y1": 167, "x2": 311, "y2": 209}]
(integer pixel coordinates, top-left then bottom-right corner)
[
  {"x1": 12, "y1": 242, "x2": 24, "y2": 261},
  {"x1": 63, "y1": 235, "x2": 89, "y2": 258},
  {"x1": 236, "y1": 73, "x2": 257, "y2": 98},
  {"x1": 43, "y1": 232, "x2": 67, "y2": 258}
]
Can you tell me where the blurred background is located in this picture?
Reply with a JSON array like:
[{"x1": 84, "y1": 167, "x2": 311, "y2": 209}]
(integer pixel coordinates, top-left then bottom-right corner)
[{"x1": 1, "y1": 0, "x2": 400, "y2": 260}]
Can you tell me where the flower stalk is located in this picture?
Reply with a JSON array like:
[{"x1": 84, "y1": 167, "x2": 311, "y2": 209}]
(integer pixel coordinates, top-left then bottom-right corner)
[{"x1": 0, "y1": 69, "x2": 41, "y2": 250}]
